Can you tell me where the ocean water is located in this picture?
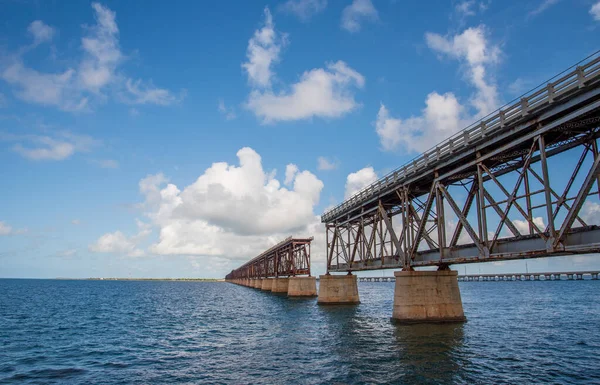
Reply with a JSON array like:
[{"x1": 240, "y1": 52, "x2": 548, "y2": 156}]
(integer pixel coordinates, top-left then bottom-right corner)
[{"x1": 0, "y1": 279, "x2": 599, "y2": 384}]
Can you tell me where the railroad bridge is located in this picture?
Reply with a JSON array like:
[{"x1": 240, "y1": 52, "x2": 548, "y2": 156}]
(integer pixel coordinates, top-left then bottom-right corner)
[
  {"x1": 225, "y1": 237, "x2": 317, "y2": 296},
  {"x1": 316, "y1": 53, "x2": 600, "y2": 322}
]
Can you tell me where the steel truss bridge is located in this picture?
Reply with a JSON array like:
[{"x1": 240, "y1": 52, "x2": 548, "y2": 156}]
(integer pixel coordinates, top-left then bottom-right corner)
[
  {"x1": 322, "y1": 54, "x2": 600, "y2": 273},
  {"x1": 225, "y1": 237, "x2": 313, "y2": 280}
]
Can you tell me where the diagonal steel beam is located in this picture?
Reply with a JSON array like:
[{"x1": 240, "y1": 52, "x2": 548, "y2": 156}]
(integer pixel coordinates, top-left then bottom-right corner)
[
  {"x1": 378, "y1": 201, "x2": 405, "y2": 266},
  {"x1": 438, "y1": 183, "x2": 485, "y2": 256},
  {"x1": 555, "y1": 153, "x2": 600, "y2": 247}
]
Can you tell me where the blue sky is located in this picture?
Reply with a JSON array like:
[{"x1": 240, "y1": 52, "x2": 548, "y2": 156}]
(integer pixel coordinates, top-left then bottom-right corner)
[{"x1": 1, "y1": 0, "x2": 599, "y2": 278}]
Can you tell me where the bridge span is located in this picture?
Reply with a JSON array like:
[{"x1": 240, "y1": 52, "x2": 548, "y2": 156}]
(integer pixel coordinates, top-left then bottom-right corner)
[
  {"x1": 225, "y1": 237, "x2": 317, "y2": 296},
  {"x1": 316, "y1": 53, "x2": 600, "y2": 322},
  {"x1": 356, "y1": 271, "x2": 600, "y2": 282}
]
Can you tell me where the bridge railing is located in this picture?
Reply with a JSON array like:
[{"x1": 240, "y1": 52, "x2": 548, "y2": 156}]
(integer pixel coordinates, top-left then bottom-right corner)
[{"x1": 322, "y1": 52, "x2": 600, "y2": 223}]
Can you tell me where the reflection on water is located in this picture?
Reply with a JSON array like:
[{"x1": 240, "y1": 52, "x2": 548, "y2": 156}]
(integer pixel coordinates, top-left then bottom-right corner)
[
  {"x1": 392, "y1": 323, "x2": 465, "y2": 384},
  {"x1": 0, "y1": 279, "x2": 599, "y2": 384}
]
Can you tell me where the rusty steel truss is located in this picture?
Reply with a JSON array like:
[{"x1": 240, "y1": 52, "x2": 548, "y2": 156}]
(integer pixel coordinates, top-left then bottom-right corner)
[
  {"x1": 225, "y1": 237, "x2": 313, "y2": 280},
  {"x1": 323, "y1": 53, "x2": 600, "y2": 273}
]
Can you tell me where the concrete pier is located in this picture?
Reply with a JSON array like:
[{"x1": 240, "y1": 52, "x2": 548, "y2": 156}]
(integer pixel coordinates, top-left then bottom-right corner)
[
  {"x1": 392, "y1": 270, "x2": 465, "y2": 324},
  {"x1": 261, "y1": 278, "x2": 273, "y2": 291},
  {"x1": 287, "y1": 276, "x2": 317, "y2": 297},
  {"x1": 271, "y1": 278, "x2": 289, "y2": 293},
  {"x1": 317, "y1": 274, "x2": 360, "y2": 305},
  {"x1": 254, "y1": 279, "x2": 263, "y2": 289}
]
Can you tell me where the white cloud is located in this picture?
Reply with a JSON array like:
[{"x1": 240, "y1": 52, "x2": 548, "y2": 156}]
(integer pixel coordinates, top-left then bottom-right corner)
[
  {"x1": 345, "y1": 166, "x2": 377, "y2": 199},
  {"x1": 0, "y1": 221, "x2": 13, "y2": 235},
  {"x1": 513, "y1": 216, "x2": 545, "y2": 235},
  {"x1": 92, "y1": 159, "x2": 119, "y2": 169},
  {"x1": 1, "y1": 62, "x2": 88, "y2": 112},
  {"x1": 28, "y1": 20, "x2": 55, "y2": 44},
  {"x1": 89, "y1": 231, "x2": 144, "y2": 257},
  {"x1": 218, "y1": 99, "x2": 236, "y2": 120},
  {"x1": 247, "y1": 61, "x2": 365, "y2": 123},
  {"x1": 1, "y1": 3, "x2": 180, "y2": 111},
  {"x1": 284, "y1": 163, "x2": 299, "y2": 186},
  {"x1": 242, "y1": 8, "x2": 286, "y2": 88},
  {"x1": 582, "y1": 201, "x2": 600, "y2": 225},
  {"x1": 0, "y1": 221, "x2": 26, "y2": 236},
  {"x1": 4, "y1": 131, "x2": 99, "y2": 161},
  {"x1": 89, "y1": 219, "x2": 150, "y2": 257},
  {"x1": 72, "y1": 219, "x2": 81, "y2": 225},
  {"x1": 529, "y1": 0, "x2": 560, "y2": 17},
  {"x1": 455, "y1": 1, "x2": 477, "y2": 18},
  {"x1": 242, "y1": 10, "x2": 364, "y2": 123},
  {"x1": 317, "y1": 156, "x2": 338, "y2": 170},
  {"x1": 341, "y1": 0, "x2": 378, "y2": 33},
  {"x1": 143, "y1": 148, "x2": 323, "y2": 257},
  {"x1": 425, "y1": 26, "x2": 500, "y2": 115},
  {"x1": 79, "y1": 2, "x2": 121, "y2": 91},
  {"x1": 89, "y1": 148, "x2": 329, "y2": 275},
  {"x1": 122, "y1": 79, "x2": 182, "y2": 106},
  {"x1": 377, "y1": 26, "x2": 500, "y2": 153},
  {"x1": 591, "y1": 1, "x2": 600, "y2": 21},
  {"x1": 280, "y1": 0, "x2": 327, "y2": 21}
]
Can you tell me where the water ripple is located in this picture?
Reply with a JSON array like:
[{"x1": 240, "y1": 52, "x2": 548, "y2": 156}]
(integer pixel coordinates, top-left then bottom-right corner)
[{"x1": 0, "y1": 279, "x2": 599, "y2": 384}]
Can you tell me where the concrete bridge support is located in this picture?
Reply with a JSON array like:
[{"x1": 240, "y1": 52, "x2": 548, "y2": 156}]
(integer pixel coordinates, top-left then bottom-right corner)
[
  {"x1": 261, "y1": 278, "x2": 273, "y2": 291},
  {"x1": 317, "y1": 274, "x2": 360, "y2": 305},
  {"x1": 392, "y1": 270, "x2": 466, "y2": 324},
  {"x1": 287, "y1": 276, "x2": 317, "y2": 297},
  {"x1": 254, "y1": 279, "x2": 263, "y2": 289},
  {"x1": 271, "y1": 278, "x2": 289, "y2": 293}
]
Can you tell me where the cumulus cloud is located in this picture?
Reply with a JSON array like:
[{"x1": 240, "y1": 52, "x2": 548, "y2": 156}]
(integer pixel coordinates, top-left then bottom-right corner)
[
  {"x1": 243, "y1": 10, "x2": 364, "y2": 123},
  {"x1": 242, "y1": 8, "x2": 286, "y2": 89},
  {"x1": 28, "y1": 20, "x2": 55, "y2": 44},
  {"x1": 345, "y1": 166, "x2": 377, "y2": 199},
  {"x1": 376, "y1": 26, "x2": 500, "y2": 153},
  {"x1": 0, "y1": 3, "x2": 181, "y2": 111},
  {"x1": 247, "y1": 61, "x2": 364, "y2": 123},
  {"x1": 341, "y1": 0, "x2": 378, "y2": 33},
  {"x1": 591, "y1": 1, "x2": 600, "y2": 21},
  {"x1": 513, "y1": 216, "x2": 545, "y2": 235},
  {"x1": 89, "y1": 219, "x2": 150, "y2": 257},
  {"x1": 581, "y1": 201, "x2": 600, "y2": 225},
  {"x1": 98, "y1": 148, "x2": 325, "y2": 267},
  {"x1": 3, "y1": 131, "x2": 99, "y2": 161},
  {"x1": 317, "y1": 156, "x2": 338, "y2": 170},
  {"x1": 280, "y1": 0, "x2": 327, "y2": 21}
]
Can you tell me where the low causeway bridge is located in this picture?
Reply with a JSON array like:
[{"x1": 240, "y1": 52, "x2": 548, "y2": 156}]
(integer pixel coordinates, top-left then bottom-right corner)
[
  {"x1": 225, "y1": 237, "x2": 317, "y2": 296},
  {"x1": 227, "y1": 52, "x2": 600, "y2": 323},
  {"x1": 357, "y1": 271, "x2": 600, "y2": 282}
]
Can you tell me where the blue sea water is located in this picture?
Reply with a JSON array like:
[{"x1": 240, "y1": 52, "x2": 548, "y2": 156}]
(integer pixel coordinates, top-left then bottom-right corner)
[{"x1": 0, "y1": 279, "x2": 599, "y2": 384}]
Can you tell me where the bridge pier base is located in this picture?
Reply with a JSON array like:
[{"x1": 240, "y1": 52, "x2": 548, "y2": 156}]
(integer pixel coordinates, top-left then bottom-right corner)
[
  {"x1": 261, "y1": 278, "x2": 273, "y2": 291},
  {"x1": 392, "y1": 270, "x2": 466, "y2": 324},
  {"x1": 254, "y1": 279, "x2": 263, "y2": 289},
  {"x1": 317, "y1": 274, "x2": 360, "y2": 305},
  {"x1": 287, "y1": 276, "x2": 317, "y2": 297},
  {"x1": 272, "y1": 278, "x2": 289, "y2": 293}
]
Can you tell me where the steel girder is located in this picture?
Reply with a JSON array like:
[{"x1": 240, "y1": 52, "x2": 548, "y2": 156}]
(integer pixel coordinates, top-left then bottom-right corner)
[
  {"x1": 225, "y1": 237, "x2": 313, "y2": 279},
  {"x1": 323, "y1": 55, "x2": 600, "y2": 273}
]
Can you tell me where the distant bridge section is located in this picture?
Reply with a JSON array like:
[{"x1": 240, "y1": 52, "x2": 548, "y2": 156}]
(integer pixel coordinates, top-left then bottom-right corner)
[
  {"x1": 322, "y1": 53, "x2": 600, "y2": 273},
  {"x1": 225, "y1": 237, "x2": 313, "y2": 280}
]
